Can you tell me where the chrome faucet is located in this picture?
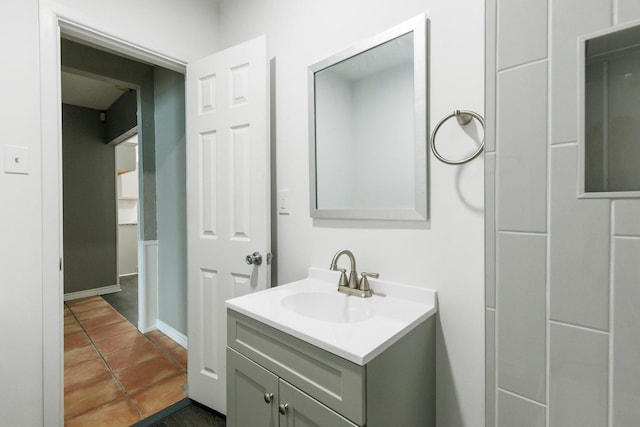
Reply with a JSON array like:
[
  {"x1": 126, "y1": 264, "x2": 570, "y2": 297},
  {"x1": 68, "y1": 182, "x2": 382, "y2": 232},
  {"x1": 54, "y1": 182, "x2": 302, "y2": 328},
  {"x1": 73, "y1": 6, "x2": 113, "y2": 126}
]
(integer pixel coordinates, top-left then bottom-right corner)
[
  {"x1": 329, "y1": 249, "x2": 378, "y2": 298},
  {"x1": 330, "y1": 249, "x2": 358, "y2": 289}
]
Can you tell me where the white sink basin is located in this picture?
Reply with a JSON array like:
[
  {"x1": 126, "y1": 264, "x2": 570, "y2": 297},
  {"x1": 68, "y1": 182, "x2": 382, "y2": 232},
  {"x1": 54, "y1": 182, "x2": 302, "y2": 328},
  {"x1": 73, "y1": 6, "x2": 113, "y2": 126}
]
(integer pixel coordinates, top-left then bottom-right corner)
[
  {"x1": 280, "y1": 291, "x2": 375, "y2": 323},
  {"x1": 226, "y1": 267, "x2": 437, "y2": 365}
]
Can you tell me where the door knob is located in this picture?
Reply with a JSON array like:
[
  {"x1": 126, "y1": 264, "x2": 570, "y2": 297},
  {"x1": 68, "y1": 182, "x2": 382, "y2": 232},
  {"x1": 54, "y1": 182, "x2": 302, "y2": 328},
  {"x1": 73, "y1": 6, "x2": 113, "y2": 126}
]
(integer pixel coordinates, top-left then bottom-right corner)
[
  {"x1": 263, "y1": 392, "x2": 273, "y2": 404},
  {"x1": 246, "y1": 252, "x2": 263, "y2": 266},
  {"x1": 278, "y1": 403, "x2": 289, "y2": 415}
]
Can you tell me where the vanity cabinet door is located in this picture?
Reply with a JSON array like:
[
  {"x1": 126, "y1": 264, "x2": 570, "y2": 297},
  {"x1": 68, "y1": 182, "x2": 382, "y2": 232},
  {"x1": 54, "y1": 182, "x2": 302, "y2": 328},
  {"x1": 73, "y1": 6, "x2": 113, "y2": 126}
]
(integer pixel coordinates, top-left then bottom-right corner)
[
  {"x1": 228, "y1": 310, "x2": 365, "y2": 424},
  {"x1": 227, "y1": 348, "x2": 279, "y2": 427},
  {"x1": 278, "y1": 379, "x2": 359, "y2": 427}
]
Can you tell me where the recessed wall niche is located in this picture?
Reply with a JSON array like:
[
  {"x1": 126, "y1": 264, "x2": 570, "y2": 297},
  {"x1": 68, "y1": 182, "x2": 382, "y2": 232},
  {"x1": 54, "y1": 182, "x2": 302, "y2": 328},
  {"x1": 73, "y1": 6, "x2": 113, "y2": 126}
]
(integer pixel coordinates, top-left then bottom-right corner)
[{"x1": 581, "y1": 23, "x2": 640, "y2": 197}]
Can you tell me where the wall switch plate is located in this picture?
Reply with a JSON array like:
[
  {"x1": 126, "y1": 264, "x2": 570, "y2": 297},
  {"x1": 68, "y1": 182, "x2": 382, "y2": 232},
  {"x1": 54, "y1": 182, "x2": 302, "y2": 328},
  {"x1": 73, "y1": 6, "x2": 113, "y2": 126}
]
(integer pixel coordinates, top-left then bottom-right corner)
[
  {"x1": 4, "y1": 145, "x2": 29, "y2": 175},
  {"x1": 278, "y1": 189, "x2": 291, "y2": 215}
]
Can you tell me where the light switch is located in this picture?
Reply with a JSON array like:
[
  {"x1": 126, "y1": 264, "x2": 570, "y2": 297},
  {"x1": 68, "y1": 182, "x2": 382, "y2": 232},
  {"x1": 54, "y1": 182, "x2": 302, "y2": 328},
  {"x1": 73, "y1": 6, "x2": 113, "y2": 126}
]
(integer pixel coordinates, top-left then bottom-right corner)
[
  {"x1": 278, "y1": 189, "x2": 291, "y2": 215},
  {"x1": 4, "y1": 145, "x2": 29, "y2": 175}
]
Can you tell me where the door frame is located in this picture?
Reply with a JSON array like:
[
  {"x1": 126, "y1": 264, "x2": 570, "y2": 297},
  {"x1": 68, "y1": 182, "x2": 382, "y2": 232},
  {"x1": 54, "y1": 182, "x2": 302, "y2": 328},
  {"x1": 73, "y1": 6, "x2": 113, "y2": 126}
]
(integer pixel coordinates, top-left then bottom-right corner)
[
  {"x1": 40, "y1": 6, "x2": 186, "y2": 425},
  {"x1": 113, "y1": 134, "x2": 139, "y2": 285}
]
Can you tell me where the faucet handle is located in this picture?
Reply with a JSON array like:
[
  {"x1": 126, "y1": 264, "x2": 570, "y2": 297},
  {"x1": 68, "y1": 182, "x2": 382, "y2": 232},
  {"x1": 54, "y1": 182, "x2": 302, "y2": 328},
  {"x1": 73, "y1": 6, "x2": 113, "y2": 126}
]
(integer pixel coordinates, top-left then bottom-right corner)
[
  {"x1": 335, "y1": 268, "x2": 348, "y2": 287},
  {"x1": 359, "y1": 272, "x2": 379, "y2": 291}
]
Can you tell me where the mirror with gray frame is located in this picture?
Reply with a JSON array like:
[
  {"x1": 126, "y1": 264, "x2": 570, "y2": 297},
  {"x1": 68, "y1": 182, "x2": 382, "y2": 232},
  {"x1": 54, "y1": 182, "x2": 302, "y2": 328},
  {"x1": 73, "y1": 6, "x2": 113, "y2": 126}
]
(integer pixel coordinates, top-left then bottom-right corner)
[{"x1": 308, "y1": 15, "x2": 428, "y2": 220}]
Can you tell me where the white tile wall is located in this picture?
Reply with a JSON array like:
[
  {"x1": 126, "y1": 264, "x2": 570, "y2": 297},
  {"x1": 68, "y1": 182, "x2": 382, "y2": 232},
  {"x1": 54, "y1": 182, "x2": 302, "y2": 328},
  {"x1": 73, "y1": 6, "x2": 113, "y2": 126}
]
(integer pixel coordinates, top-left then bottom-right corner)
[
  {"x1": 486, "y1": 153, "x2": 496, "y2": 308},
  {"x1": 486, "y1": 0, "x2": 640, "y2": 425},
  {"x1": 486, "y1": 309, "x2": 496, "y2": 426},
  {"x1": 549, "y1": 144, "x2": 610, "y2": 330},
  {"x1": 617, "y1": 0, "x2": 640, "y2": 23},
  {"x1": 497, "y1": 232, "x2": 546, "y2": 403},
  {"x1": 550, "y1": 0, "x2": 612, "y2": 144},
  {"x1": 549, "y1": 322, "x2": 609, "y2": 427},
  {"x1": 485, "y1": 0, "x2": 497, "y2": 153},
  {"x1": 612, "y1": 237, "x2": 640, "y2": 426},
  {"x1": 613, "y1": 200, "x2": 640, "y2": 237},
  {"x1": 498, "y1": 390, "x2": 546, "y2": 427},
  {"x1": 497, "y1": 0, "x2": 547, "y2": 70},
  {"x1": 497, "y1": 62, "x2": 548, "y2": 233}
]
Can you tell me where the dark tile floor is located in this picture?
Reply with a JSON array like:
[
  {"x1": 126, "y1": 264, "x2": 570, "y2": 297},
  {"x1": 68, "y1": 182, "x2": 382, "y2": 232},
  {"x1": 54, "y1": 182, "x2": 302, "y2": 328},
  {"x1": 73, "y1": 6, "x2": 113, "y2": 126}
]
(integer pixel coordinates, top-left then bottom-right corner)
[
  {"x1": 134, "y1": 399, "x2": 226, "y2": 427},
  {"x1": 103, "y1": 274, "x2": 138, "y2": 325}
]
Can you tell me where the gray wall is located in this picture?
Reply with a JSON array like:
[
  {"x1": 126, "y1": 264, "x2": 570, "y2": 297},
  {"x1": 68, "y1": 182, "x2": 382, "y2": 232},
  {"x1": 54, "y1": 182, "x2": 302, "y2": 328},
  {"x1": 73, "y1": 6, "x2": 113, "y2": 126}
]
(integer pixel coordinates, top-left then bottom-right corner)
[
  {"x1": 63, "y1": 40, "x2": 189, "y2": 335},
  {"x1": 486, "y1": 1, "x2": 640, "y2": 426},
  {"x1": 62, "y1": 39, "x2": 157, "y2": 241},
  {"x1": 62, "y1": 104, "x2": 117, "y2": 293},
  {"x1": 154, "y1": 67, "x2": 187, "y2": 335},
  {"x1": 106, "y1": 89, "x2": 137, "y2": 144}
]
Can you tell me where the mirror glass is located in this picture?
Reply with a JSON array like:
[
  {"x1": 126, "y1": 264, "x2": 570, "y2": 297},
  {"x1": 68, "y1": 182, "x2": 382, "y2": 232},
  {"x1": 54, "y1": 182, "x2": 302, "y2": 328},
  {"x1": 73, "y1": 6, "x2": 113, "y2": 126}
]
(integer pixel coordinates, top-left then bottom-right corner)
[{"x1": 309, "y1": 16, "x2": 427, "y2": 220}]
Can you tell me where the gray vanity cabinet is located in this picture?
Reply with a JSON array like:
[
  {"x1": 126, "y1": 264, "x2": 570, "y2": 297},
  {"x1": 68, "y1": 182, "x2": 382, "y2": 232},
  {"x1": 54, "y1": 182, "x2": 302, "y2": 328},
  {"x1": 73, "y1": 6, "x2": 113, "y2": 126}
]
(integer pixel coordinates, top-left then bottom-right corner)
[
  {"x1": 227, "y1": 348, "x2": 357, "y2": 426},
  {"x1": 278, "y1": 378, "x2": 358, "y2": 427},
  {"x1": 227, "y1": 309, "x2": 435, "y2": 427},
  {"x1": 227, "y1": 348, "x2": 279, "y2": 426}
]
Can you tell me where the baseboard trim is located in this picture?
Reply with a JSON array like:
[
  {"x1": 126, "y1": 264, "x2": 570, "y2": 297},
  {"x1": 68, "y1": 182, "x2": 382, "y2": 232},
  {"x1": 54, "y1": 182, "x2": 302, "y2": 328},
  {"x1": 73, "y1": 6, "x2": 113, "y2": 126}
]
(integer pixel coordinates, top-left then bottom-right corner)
[
  {"x1": 119, "y1": 272, "x2": 138, "y2": 278},
  {"x1": 64, "y1": 284, "x2": 121, "y2": 301},
  {"x1": 139, "y1": 240, "x2": 158, "y2": 334},
  {"x1": 156, "y1": 319, "x2": 188, "y2": 349}
]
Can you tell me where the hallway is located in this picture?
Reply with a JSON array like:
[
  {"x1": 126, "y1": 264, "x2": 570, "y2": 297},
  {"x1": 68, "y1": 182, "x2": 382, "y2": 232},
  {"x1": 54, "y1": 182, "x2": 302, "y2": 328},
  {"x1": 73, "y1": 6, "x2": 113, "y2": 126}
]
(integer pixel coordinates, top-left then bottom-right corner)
[{"x1": 64, "y1": 296, "x2": 187, "y2": 425}]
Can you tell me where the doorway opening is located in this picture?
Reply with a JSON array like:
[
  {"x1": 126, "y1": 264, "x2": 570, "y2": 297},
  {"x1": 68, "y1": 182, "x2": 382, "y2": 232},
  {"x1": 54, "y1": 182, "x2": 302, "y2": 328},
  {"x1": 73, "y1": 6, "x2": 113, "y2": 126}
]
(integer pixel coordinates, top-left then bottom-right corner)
[
  {"x1": 60, "y1": 35, "x2": 190, "y2": 424},
  {"x1": 103, "y1": 135, "x2": 140, "y2": 325}
]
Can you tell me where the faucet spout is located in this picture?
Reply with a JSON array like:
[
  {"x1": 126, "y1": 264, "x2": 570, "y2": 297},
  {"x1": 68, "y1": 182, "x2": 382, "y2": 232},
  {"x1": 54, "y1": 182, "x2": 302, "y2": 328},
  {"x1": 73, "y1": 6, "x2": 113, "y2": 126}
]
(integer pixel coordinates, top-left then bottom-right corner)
[
  {"x1": 330, "y1": 249, "x2": 356, "y2": 272},
  {"x1": 329, "y1": 249, "x2": 358, "y2": 289}
]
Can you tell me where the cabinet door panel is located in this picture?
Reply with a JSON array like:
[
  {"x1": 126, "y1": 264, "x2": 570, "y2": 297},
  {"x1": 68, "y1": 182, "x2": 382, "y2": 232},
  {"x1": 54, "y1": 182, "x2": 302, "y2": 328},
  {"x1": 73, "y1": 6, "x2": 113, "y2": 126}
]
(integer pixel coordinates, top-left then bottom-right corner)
[
  {"x1": 227, "y1": 348, "x2": 279, "y2": 427},
  {"x1": 228, "y1": 310, "x2": 365, "y2": 424},
  {"x1": 279, "y1": 379, "x2": 358, "y2": 427}
]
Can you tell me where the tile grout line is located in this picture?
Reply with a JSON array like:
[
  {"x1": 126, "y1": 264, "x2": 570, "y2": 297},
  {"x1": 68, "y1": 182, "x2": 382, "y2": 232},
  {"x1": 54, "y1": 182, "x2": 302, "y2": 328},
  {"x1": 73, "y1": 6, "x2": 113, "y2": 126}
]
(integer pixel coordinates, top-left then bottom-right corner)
[
  {"x1": 546, "y1": 2, "x2": 552, "y2": 423},
  {"x1": 608, "y1": 200, "x2": 614, "y2": 427},
  {"x1": 611, "y1": 234, "x2": 640, "y2": 240},
  {"x1": 497, "y1": 57, "x2": 548, "y2": 74},
  {"x1": 65, "y1": 297, "x2": 189, "y2": 422},
  {"x1": 67, "y1": 299, "x2": 144, "y2": 420},
  {"x1": 610, "y1": 54, "x2": 616, "y2": 427},
  {"x1": 66, "y1": 300, "x2": 145, "y2": 421},
  {"x1": 497, "y1": 230, "x2": 547, "y2": 236},
  {"x1": 82, "y1": 300, "x2": 186, "y2": 420},
  {"x1": 489, "y1": 1, "x2": 498, "y2": 422},
  {"x1": 550, "y1": 140, "x2": 577, "y2": 147},
  {"x1": 548, "y1": 319, "x2": 609, "y2": 335},
  {"x1": 498, "y1": 386, "x2": 547, "y2": 408},
  {"x1": 145, "y1": 331, "x2": 188, "y2": 372}
]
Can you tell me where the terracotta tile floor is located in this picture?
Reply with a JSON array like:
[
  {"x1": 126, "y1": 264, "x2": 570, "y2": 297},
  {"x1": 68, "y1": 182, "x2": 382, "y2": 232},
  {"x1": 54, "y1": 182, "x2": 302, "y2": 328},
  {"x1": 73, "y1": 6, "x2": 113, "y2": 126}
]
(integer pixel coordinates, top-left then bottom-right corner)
[{"x1": 64, "y1": 296, "x2": 188, "y2": 425}]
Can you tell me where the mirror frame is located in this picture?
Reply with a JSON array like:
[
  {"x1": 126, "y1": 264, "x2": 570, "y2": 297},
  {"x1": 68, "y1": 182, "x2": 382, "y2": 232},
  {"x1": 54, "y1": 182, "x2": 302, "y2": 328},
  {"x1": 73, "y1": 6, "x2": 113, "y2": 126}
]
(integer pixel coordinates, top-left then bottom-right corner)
[{"x1": 308, "y1": 14, "x2": 428, "y2": 221}]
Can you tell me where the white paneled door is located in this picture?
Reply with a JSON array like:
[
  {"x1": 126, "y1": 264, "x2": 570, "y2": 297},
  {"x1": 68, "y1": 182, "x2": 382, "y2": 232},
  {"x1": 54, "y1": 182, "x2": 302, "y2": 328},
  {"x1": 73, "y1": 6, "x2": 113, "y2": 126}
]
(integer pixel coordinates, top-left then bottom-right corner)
[{"x1": 186, "y1": 36, "x2": 270, "y2": 414}]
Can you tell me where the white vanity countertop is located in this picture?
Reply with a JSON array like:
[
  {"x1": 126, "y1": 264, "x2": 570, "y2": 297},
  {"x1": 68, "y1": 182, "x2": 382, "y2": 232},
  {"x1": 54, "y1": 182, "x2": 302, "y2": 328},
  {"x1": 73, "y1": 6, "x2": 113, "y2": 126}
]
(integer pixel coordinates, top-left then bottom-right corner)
[{"x1": 226, "y1": 267, "x2": 437, "y2": 365}]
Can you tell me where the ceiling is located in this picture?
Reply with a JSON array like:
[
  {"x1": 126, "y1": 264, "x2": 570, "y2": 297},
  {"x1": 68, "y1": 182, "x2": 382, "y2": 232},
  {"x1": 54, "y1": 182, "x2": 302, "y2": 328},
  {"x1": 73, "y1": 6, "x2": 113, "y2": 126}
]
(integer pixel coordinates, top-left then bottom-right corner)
[{"x1": 61, "y1": 71, "x2": 130, "y2": 110}]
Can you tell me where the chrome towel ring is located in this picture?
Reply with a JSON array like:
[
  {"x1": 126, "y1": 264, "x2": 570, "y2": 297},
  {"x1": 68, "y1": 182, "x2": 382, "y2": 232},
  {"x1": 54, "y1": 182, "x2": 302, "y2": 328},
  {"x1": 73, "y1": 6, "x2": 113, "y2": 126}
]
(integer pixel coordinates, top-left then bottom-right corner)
[{"x1": 431, "y1": 109, "x2": 485, "y2": 165}]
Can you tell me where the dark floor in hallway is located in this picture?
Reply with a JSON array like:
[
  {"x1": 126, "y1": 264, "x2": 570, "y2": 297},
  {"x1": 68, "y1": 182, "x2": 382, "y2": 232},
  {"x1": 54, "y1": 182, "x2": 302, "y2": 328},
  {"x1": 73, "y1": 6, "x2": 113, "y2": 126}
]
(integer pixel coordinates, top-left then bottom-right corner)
[
  {"x1": 103, "y1": 274, "x2": 138, "y2": 326},
  {"x1": 132, "y1": 399, "x2": 226, "y2": 427}
]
